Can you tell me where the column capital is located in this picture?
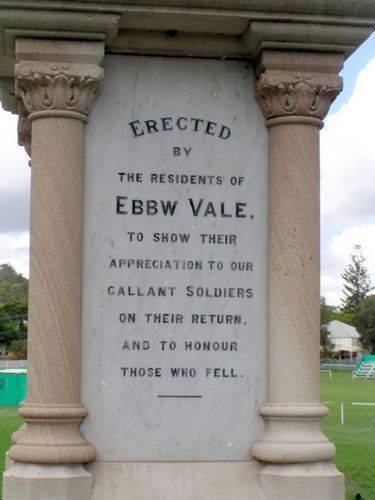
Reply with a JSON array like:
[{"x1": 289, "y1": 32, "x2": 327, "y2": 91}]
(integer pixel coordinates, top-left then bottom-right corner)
[
  {"x1": 17, "y1": 99, "x2": 31, "y2": 159},
  {"x1": 255, "y1": 51, "x2": 344, "y2": 126},
  {"x1": 15, "y1": 39, "x2": 104, "y2": 121}
]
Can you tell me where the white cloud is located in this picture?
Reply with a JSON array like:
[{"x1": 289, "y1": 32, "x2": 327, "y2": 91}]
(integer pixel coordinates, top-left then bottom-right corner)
[
  {"x1": 0, "y1": 107, "x2": 30, "y2": 276},
  {"x1": 320, "y1": 57, "x2": 375, "y2": 305},
  {"x1": 0, "y1": 107, "x2": 30, "y2": 233},
  {"x1": 321, "y1": 224, "x2": 375, "y2": 306},
  {"x1": 321, "y1": 57, "x2": 375, "y2": 224},
  {"x1": 329, "y1": 225, "x2": 375, "y2": 267},
  {"x1": 0, "y1": 231, "x2": 29, "y2": 278},
  {"x1": 0, "y1": 109, "x2": 29, "y2": 187}
]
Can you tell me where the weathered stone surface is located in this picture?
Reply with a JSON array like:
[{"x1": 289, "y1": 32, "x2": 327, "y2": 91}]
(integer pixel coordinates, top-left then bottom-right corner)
[
  {"x1": 81, "y1": 55, "x2": 267, "y2": 461},
  {"x1": 3, "y1": 463, "x2": 93, "y2": 500},
  {"x1": 1, "y1": 0, "x2": 374, "y2": 112},
  {"x1": 7, "y1": 40, "x2": 101, "y2": 467},
  {"x1": 1, "y1": 3, "x2": 368, "y2": 498},
  {"x1": 87, "y1": 461, "x2": 266, "y2": 500}
]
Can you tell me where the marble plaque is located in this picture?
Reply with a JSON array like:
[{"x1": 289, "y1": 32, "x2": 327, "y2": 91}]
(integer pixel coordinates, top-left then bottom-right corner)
[{"x1": 81, "y1": 56, "x2": 267, "y2": 461}]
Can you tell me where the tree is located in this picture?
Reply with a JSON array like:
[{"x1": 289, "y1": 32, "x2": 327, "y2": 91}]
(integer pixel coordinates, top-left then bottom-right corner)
[
  {"x1": 0, "y1": 281, "x2": 28, "y2": 304},
  {"x1": 8, "y1": 339, "x2": 27, "y2": 359},
  {"x1": 330, "y1": 309, "x2": 356, "y2": 326},
  {"x1": 0, "y1": 263, "x2": 28, "y2": 305},
  {"x1": 320, "y1": 297, "x2": 334, "y2": 358},
  {"x1": 355, "y1": 295, "x2": 375, "y2": 353},
  {"x1": 0, "y1": 300, "x2": 28, "y2": 348},
  {"x1": 341, "y1": 246, "x2": 372, "y2": 313},
  {"x1": 0, "y1": 263, "x2": 26, "y2": 285},
  {"x1": 0, "y1": 264, "x2": 28, "y2": 353}
]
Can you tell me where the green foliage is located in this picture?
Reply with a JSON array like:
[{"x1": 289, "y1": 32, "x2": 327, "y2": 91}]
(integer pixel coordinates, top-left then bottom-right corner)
[
  {"x1": 8, "y1": 339, "x2": 27, "y2": 359},
  {"x1": 0, "y1": 407, "x2": 23, "y2": 497},
  {"x1": 0, "y1": 300, "x2": 28, "y2": 347},
  {"x1": 0, "y1": 263, "x2": 28, "y2": 305},
  {"x1": 0, "y1": 264, "x2": 28, "y2": 350},
  {"x1": 341, "y1": 247, "x2": 372, "y2": 313},
  {"x1": 355, "y1": 295, "x2": 375, "y2": 354},
  {"x1": 330, "y1": 310, "x2": 356, "y2": 326},
  {"x1": 321, "y1": 296, "x2": 334, "y2": 324},
  {"x1": 0, "y1": 281, "x2": 28, "y2": 304},
  {"x1": 320, "y1": 297, "x2": 335, "y2": 358},
  {"x1": 0, "y1": 263, "x2": 26, "y2": 285}
]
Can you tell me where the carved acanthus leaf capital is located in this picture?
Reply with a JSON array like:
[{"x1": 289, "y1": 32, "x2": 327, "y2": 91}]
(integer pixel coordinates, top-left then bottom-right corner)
[
  {"x1": 255, "y1": 52, "x2": 343, "y2": 122},
  {"x1": 15, "y1": 60, "x2": 103, "y2": 117},
  {"x1": 17, "y1": 99, "x2": 31, "y2": 159},
  {"x1": 256, "y1": 74, "x2": 342, "y2": 120}
]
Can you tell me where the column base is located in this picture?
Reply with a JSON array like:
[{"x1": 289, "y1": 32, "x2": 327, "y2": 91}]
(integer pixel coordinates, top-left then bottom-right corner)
[
  {"x1": 3, "y1": 463, "x2": 93, "y2": 500},
  {"x1": 259, "y1": 462, "x2": 344, "y2": 500},
  {"x1": 8, "y1": 403, "x2": 96, "y2": 464},
  {"x1": 252, "y1": 403, "x2": 335, "y2": 463}
]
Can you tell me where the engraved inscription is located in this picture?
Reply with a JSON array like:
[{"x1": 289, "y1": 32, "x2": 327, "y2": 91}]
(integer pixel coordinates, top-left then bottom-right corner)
[{"x1": 81, "y1": 57, "x2": 267, "y2": 461}]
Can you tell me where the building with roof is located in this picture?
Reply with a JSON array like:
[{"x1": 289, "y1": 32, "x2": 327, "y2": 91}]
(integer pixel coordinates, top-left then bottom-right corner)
[{"x1": 327, "y1": 320, "x2": 362, "y2": 360}]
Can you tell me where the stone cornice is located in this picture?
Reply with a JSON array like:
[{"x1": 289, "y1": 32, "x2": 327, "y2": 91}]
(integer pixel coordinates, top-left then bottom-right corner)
[
  {"x1": 255, "y1": 51, "x2": 344, "y2": 124},
  {"x1": 0, "y1": 1, "x2": 373, "y2": 112},
  {"x1": 2, "y1": 1, "x2": 374, "y2": 17},
  {"x1": 15, "y1": 39, "x2": 104, "y2": 120},
  {"x1": 89, "y1": 0, "x2": 375, "y2": 17}
]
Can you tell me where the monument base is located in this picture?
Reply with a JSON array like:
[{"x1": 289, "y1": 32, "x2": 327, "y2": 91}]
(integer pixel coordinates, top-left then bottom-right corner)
[
  {"x1": 3, "y1": 460, "x2": 344, "y2": 499},
  {"x1": 259, "y1": 462, "x2": 345, "y2": 500},
  {"x1": 4, "y1": 452, "x2": 14, "y2": 471},
  {"x1": 85, "y1": 460, "x2": 344, "y2": 500},
  {"x1": 87, "y1": 460, "x2": 266, "y2": 500},
  {"x1": 2, "y1": 463, "x2": 93, "y2": 500}
]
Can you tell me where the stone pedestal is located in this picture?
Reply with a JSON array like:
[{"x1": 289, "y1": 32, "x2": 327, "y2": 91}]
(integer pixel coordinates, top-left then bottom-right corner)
[
  {"x1": 87, "y1": 461, "x2": 265, "y2": 500},
  {"x1": 0, "y1": 2, "x2": 374, "y2": 499},
  {"x1": 3, "y1": 464, "x2": 93, "y2": 500},
  {"x1": 260, "y1": 463, "x2": 345, "y2": 500}
]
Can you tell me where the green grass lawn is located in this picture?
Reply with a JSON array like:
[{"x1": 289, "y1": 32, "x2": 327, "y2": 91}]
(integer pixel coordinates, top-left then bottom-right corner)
[
  {"x1": 0, "y1": 373, "x2": 373, "y2": 499},
  {"x1": 321, "y1": 370, "x2": 375, "y2": 500},
  {"x1": 0, "y1": 407, "x2": 22, "y2": 499}
]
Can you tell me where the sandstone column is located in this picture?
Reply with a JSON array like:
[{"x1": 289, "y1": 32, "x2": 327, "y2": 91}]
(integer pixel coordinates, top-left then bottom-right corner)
[
  {"x1": 3, "y1": 39, "x2": 103, "y2": 500},
  {"x1": 252, "y1": 51, "x2": 345, "y2": 499}
]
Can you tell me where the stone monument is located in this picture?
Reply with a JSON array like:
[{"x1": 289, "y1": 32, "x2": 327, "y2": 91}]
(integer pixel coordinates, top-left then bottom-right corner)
[{"x1": 0, "y1": 2, "x2": 374, "y2": 499}]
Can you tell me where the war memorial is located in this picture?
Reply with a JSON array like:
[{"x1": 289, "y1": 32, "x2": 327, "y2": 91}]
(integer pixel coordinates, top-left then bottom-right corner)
[{"x1": 0, "y1": 1, "x2": 374, "y2": 499}]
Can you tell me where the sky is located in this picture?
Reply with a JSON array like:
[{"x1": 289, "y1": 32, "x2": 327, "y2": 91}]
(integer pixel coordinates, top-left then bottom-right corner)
[
  {"x1": 1, "y1": 37, "x2": 375, "y2": 307},
  {"x1": 320, "y1": 33, "x2": 375, "y2": 305}
]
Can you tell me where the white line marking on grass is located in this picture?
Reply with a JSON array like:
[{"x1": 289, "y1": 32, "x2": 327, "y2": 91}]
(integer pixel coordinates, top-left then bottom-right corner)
[{"x1": 322, "y1": 401, "x2": 375, "y2": 405}]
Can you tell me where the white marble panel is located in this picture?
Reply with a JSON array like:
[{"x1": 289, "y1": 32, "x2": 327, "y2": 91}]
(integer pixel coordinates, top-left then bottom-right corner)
[{"x1": 81, "y1": 55, "x2": 267, "y2": 461}]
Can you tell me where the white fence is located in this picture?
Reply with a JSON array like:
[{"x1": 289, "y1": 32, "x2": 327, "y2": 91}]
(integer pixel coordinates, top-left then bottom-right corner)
[{"x1": 322, "y1": 401, "x2": 375, "y2": 426}]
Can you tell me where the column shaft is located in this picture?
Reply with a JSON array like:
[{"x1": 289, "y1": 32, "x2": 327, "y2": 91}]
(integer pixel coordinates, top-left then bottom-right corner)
[
  {"x1": 268, "y1": 121, "x2": 320, "y2": 404},
  {"x1": 252, "y1": 118, "x2": 334, "y2": 464},
  {"x1": 28, "y1": 117, "x2": 84, "y2": 405}
]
